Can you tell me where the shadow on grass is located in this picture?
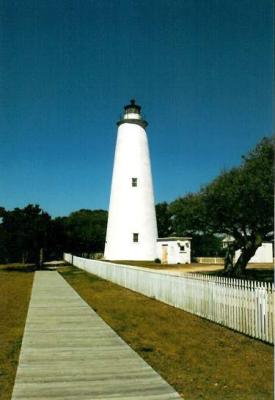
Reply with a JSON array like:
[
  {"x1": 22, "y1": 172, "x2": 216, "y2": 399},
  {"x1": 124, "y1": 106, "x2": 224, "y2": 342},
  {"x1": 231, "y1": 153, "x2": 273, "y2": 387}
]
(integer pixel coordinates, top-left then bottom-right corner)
[
  {"x1": 59, "y1": 268, "x2": 106, "y2": 292},
  {"x1": 1, "y1": 262, "x2": 71, "y2": 273},
  {"x1": 201, "y1": 268, "x2": 274, "y2": 283},
  {"x1": 0, "y1": 264, "x2": 36, "y2": 273}
]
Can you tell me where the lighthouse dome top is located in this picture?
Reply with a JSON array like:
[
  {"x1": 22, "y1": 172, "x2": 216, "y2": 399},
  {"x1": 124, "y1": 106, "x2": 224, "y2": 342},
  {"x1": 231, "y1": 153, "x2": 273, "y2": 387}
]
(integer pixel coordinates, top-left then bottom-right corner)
[
  {"x1": 124, "y1": 99, "x2": 141, "y2": 113},
  {"x1": 117, "y1": 99, "x2": 148, "y2": 128}
]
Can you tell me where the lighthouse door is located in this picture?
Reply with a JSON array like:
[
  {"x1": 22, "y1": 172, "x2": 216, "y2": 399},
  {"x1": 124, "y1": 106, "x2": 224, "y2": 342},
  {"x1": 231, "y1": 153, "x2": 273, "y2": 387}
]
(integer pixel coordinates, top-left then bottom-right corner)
[{"x1": 161, "y1": 245, "x2": 168, "y2": 264}]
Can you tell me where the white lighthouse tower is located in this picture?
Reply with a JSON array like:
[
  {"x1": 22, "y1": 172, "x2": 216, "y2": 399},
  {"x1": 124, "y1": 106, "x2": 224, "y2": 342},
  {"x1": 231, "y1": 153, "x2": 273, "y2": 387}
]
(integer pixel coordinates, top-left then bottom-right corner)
[{"x1": 104, "y1": 99, "x2": 158, "y2": 261}]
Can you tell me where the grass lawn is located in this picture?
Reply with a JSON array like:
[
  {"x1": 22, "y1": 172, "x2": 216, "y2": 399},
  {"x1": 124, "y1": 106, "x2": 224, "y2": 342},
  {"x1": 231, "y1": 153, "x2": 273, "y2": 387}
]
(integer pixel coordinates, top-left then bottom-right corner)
[
  {"x1": 0, "y1": 265, "x2": 34, "y2": 400},
  {"x1": 60, "y1": 265, "x2": 273, "y2": 400}
]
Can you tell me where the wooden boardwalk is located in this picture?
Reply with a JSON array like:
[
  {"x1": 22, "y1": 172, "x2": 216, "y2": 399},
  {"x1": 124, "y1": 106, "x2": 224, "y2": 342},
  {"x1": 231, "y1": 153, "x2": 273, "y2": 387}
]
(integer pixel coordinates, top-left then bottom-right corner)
[{"x1": 12, "y1": 271, "x2": 181, "y2": 400}]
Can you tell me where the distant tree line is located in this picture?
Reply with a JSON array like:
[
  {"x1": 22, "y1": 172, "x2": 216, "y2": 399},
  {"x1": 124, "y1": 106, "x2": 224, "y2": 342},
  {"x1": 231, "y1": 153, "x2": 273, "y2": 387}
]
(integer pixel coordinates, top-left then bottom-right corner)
[
  {"x1": 0, "y1": 206, "x2": 107, "y2": 264},
  {"x1": 0, "y1": 137, "x2": 273, "y2": 276}
]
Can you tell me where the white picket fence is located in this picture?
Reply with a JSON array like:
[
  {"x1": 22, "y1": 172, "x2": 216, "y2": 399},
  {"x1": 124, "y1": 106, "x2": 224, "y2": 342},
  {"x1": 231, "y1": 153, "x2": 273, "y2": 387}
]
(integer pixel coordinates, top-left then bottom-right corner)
[
  {"x1": 194, "y1": 257, "x2": 224, "y2": 264},
  {"x1": 64, "y1": 253, "x2": 274, "y2": 344}
]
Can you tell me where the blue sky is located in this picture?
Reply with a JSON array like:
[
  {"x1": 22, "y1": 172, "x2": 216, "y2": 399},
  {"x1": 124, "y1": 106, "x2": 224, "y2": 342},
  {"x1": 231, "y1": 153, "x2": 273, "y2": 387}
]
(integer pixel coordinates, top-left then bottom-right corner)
[{"x1": 0, "y1": 0, "x2": 272, "y2": 217}]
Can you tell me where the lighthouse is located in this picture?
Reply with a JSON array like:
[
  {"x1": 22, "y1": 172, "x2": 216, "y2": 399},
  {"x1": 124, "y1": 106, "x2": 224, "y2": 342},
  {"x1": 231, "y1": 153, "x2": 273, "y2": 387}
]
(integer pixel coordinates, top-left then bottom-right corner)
[{"x1": 104, "y1": 100, "x2": 158, "y2": 261}]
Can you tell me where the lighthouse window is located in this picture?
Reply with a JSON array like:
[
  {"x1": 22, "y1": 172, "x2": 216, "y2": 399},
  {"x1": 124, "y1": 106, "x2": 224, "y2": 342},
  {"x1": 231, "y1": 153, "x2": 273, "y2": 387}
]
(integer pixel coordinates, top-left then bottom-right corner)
[
  {"x1": 133, "y1": 233, "x2": 139, "y2": 242},
  {"x1": 132, "y1": 178, "x2": 138, "y2": 187}
]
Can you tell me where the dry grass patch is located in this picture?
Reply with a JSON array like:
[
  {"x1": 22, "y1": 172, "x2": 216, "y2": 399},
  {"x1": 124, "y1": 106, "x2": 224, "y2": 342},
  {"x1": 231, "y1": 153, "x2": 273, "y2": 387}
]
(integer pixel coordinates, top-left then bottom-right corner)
[
  {"x1": 60, "y1": 265, "x2": 273, "y2": 400},
  {"x1": 0, "y1": 266, "x2": 34, "y2": 400},
  {"x1": 111, "y1": 261, "x2": 274, "y2": 282}
]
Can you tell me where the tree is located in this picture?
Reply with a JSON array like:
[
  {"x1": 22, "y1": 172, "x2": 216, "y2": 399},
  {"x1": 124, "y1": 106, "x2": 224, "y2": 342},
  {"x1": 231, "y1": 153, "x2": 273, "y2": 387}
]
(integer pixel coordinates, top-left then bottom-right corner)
[
  {"x1": 0, "y1": 205, "x2": 108, "y2": 263},
  {"x1": 169, "y1": 194, "x2": 224, "y2": 257},
  {"x1": 169, "y1": 193, "x2": 206, "y2": 236},
  {"x1": 155, "y1": 202, "x2": 172, "y2": 237},
  {"x1": 64, "y1": 209, "x2": 108, "y2": 256},
  {"x1": 0, "y1": 208, "x2": 9, "y2": 263},
  {"x1": 203, "y1": 137, "x2": 273, "y2": 275},
  {"x1": 0, "y1": 204, "x2": 52, "y2": 264},
  {"x1": 46, "y1": 217, "x2": 68, "y2": 260},
  {"x1": 169, "y1": 137, "x2": 273, "y2": 276}
]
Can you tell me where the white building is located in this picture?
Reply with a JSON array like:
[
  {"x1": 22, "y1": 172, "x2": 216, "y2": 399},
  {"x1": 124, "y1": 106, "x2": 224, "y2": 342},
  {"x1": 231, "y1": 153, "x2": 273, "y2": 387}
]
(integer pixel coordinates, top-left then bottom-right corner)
[
  {"x1": 235, "y1": 243, "x2": 273, "y2": 263},
  {"x1": 104, "y1": 100, "x2": 158, "y2": 261},
  {"x1": 157, "y1": 237, "x2": 192, "y2": 264},
  {"x1": 222, "y1": 235, "x2": 273, "y2": 263}
]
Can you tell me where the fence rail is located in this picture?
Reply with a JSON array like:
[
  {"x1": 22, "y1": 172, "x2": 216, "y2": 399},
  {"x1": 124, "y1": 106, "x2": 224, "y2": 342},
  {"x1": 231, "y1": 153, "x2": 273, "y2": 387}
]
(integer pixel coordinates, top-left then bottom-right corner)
[{"x1": 64, "y1": 253, "x2": 274, "y2": 344}]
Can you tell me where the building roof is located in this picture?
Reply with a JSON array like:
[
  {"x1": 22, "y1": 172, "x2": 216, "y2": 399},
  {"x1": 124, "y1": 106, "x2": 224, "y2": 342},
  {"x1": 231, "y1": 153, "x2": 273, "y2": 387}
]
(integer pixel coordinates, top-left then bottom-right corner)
[
  {"x1": 222, "y1": 235, "x2": 235, "y2": 243},
  {"x1": 157, "y1": 237, "x2": 192, "y2": 242},
  {"x1": 124, "y1": 99, "x2": 141, "y2": 113}
]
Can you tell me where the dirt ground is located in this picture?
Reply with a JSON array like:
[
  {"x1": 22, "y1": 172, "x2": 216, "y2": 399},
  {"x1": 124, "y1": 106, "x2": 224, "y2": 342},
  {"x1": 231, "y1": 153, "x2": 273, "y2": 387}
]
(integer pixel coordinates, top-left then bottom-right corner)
[
  {"x1": 0, "y1": 265, "x2": 34, "y2": 400},
  {"x1": 114, "y1": 261, "x2": 274, "y2": 282},
  {"x1": 60, "y1": 265, "x2": 274, "y2": 400}
]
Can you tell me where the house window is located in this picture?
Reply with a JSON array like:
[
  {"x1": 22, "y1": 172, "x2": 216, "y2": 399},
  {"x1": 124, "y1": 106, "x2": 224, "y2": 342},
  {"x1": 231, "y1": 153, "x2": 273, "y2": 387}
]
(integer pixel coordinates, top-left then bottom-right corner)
[
  {"x1": 180, "y1": 245, "x2": 185, "y2": 251},
  {"x1": 133, "y1": 233, "x2": 139, "y2": 242},
  {"x1": 132, "y1": 178, "x2": 137, "y2": 187}
]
